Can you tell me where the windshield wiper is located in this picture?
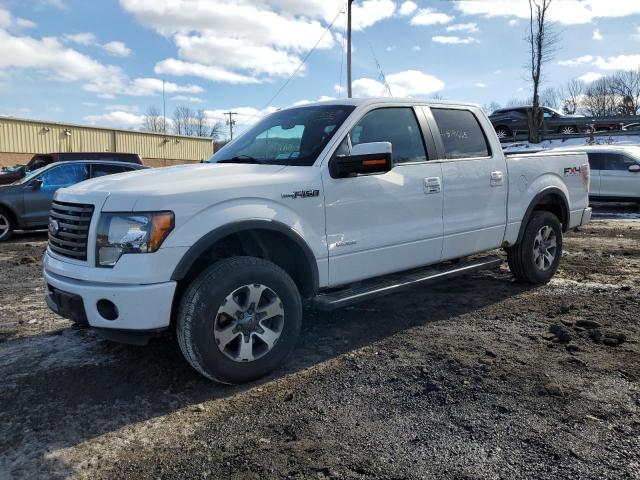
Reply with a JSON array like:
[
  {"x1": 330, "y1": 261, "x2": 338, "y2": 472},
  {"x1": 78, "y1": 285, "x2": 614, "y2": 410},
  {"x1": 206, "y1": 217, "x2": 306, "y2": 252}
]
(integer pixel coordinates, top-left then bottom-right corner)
[{"x1": 217, "y1": 155, "x2": 266, "y2": 164}]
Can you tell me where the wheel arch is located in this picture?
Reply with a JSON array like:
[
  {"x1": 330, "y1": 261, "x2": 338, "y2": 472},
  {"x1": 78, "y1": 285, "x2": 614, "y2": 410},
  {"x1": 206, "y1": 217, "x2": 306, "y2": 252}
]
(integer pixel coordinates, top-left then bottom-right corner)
[
  {"x1": 171, "y1": 220, "x2": 320, "y2": 300},
  {"x1": 0, "y1": 203, "x2": 18, "y2": 227},
  {"x1": 516, "y1": 187, "x2": 569, "y2": 244}
]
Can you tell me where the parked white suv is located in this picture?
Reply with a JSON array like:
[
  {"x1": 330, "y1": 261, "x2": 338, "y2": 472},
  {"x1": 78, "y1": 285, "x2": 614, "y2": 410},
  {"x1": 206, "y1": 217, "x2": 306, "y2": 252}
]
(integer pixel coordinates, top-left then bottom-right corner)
[
  {"x1": 552, "y1": 145, "x2": 640, "y2": 202},
  {"x1": 43, "y1": 98, "x2": 592, "y2": 383}
]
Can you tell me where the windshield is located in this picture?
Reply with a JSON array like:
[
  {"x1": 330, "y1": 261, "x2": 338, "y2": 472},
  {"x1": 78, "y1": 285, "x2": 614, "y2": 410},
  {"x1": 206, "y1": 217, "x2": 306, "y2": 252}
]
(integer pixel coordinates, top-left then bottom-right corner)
[
  {"x1": 12, "y1": 165, "x2": 47, "y2": 185},
  {"x1": 209, "y1": 105, "x2": 355, "y2": 166}
]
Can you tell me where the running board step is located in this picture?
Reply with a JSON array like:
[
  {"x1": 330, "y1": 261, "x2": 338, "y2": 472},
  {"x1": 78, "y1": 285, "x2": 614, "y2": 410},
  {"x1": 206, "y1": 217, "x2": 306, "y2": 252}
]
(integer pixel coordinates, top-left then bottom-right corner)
[{"x1": 312, "y1": 256, "x2": 502, "y2": 311}]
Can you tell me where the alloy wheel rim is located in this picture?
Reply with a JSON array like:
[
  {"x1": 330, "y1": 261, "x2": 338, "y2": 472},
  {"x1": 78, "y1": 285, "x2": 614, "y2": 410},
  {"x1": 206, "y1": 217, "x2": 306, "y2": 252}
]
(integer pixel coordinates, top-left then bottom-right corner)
[
  {"x1": 0, "y1": 214, "x2": 9, "y2": 239},
  {"x1": 533, "y1": 225, "x2": 557, "y2": 272},
  {"x1": 561, "y1": 127, "x2": 575, "y2": 134},
  {"x1": 213, "y1": 283, "x2": 284, "y2": 363}
]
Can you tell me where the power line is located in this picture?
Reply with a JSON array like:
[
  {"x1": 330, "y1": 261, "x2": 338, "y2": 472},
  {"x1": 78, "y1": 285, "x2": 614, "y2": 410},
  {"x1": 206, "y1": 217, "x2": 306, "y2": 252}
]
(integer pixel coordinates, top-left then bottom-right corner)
[{"x1": 368, "y1": 42, "x2": 393, "y2": 97}]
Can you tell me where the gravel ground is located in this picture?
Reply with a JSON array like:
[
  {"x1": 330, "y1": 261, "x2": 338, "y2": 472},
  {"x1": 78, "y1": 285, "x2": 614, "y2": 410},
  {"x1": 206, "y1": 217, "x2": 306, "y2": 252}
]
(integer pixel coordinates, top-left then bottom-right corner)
[{"x1": 0, "y1": 219, "x2": 639, "y2": 480}]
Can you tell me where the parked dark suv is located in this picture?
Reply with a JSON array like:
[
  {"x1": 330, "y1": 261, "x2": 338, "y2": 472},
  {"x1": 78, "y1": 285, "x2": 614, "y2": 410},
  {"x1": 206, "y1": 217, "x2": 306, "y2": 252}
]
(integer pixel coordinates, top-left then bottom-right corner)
[
  {"x1": 0, "y1": 160, "x2": 146, "y2": 241},
  {"x1": 489, "y1": 106, "x2": 590, "y2": 139},
  {"x1": 0, "y1": 152, "x2": 143, "y2": 185}
]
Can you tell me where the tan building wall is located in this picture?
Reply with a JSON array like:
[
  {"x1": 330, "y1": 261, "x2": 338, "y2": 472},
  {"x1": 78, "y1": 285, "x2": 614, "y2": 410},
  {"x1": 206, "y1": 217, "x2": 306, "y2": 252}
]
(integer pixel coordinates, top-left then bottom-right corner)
[{"x1": 0, "y1": 117, "x2": 214, "y2": 168}]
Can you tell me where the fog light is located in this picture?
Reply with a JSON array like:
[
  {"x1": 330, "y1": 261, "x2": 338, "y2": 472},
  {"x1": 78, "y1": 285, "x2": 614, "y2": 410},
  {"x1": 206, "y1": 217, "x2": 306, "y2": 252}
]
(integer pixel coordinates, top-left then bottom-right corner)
[{"x1": 97, "y1": 299, "x2": 118, "y2": 321}]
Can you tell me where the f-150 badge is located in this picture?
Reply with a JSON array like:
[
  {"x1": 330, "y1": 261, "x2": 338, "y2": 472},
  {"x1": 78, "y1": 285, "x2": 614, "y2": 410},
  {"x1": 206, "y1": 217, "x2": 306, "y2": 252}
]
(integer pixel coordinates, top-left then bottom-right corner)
[
  {"x1": 281, "y1": 189, "x2": 320, "y2": 199},
  {"x1": 564, "y1": 166, "x2": 582, "y2": 176}
]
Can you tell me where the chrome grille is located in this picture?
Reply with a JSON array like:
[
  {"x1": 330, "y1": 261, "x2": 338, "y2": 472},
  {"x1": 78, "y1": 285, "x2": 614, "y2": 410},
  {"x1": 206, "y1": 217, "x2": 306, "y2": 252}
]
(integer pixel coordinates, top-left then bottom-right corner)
[{"x1": 48, "y1": 201, "x2": 94, "y2": 261}]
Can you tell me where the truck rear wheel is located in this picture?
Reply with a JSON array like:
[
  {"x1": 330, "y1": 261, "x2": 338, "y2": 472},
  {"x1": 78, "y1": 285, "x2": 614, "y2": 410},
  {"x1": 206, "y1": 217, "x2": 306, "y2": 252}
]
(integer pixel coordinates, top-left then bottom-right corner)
[
  {"x1": 507, "y1": 211, "x2": 562, "y2": 284},
  {"x1": 177, "y1": 256, "x2": 302, "y2": 384}
]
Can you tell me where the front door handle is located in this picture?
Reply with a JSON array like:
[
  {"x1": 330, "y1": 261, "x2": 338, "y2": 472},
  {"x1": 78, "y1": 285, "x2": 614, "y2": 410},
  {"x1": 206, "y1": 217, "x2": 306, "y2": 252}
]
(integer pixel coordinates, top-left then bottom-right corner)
[
  {"x1": 490, "y1": 171, "x2": 504, "y2": 187},
  {"x1": 424, "y1": 177, "x2": 441, "y2": 194}
]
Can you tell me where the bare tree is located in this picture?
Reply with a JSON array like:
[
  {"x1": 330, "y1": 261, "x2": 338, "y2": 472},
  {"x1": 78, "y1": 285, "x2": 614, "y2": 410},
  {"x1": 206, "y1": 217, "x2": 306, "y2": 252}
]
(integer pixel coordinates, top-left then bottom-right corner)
[
  {"x1": 143, "y1": 105, "x2": 167, "y2": 133},
  {"x1": 526, "y1": 0, "x2": 558, "y2": 143},
  {"x1": 506, "y1": 98, "x2": 530, "y2": 107},
  {"x1": 173, "y1": 105, "x2": 197, "y2": 136},
  {"x1": 582, "y1": 77, "x2": 617, "y2": 116},
  {"x1": 194, "y1": 109, "x2": 210, "y2": 137},
  {"x1": 210, "y1": 121, "x2": 224, "y2": 140},
  {"x1": 540, "y1": 86, "x2": 564, "y2": 110},
  {"x1": 482, "y1": 102, "x2": 502, "y2": 115},
  {"x1": 610, "y1": 69, "x2": 640, "y2": 116},
  {"x1": 563, "y1": 79, "x2": 584, "y2": 114}
]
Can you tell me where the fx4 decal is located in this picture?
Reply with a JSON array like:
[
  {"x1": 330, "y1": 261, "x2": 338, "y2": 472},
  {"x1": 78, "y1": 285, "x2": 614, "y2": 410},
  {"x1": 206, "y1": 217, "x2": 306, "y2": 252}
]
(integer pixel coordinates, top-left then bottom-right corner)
[
  {"x1": 281, "y1": 189, "x2": 320, "y2": 199},
  {"x1": 564, "y1": 166, "x2": 582, "y2": 176}
]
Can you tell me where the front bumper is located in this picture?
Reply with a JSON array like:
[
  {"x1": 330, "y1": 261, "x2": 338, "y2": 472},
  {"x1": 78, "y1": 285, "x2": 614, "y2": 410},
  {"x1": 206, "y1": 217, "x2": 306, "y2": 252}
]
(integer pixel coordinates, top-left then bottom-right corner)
[{"x1": 44, "y1": 268, "x2": 177, "y2": 331}]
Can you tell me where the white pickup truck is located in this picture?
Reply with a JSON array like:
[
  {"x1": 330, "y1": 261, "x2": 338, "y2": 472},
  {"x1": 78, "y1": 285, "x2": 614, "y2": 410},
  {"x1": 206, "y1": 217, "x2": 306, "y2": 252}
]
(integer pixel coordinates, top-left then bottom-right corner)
[{"x1": 43, "y1": 98, "x2": 592, "y2": 384}]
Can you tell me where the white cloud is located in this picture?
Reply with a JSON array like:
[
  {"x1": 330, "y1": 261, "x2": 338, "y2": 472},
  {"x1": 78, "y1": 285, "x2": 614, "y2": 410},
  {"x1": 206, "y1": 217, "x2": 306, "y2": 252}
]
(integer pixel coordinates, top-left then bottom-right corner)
[
  {"x1": 0, "y1": 8, "x2": 36, "y2": 30},
  {"x1": 411, "y1": 8, "x2": 453, "y2": 26},
  {"x1": 578, "y1": 72, "x2": 603, "y2": 83},
  {"x1": 508, "y1": 19, "x2": 518, "y2": 26},
  {"x1": 293, "y1": 96, "x2": 336, "y2": 106},
  {"x1": 64, "y1": 32, "x2": 97, "y2": 46},
  {"x1": 84, "y1": 111, "x2": 145, "y2": 128},
  {"x1": 15, "y1": 17, "x2": 36, "y2": 29},
  {"x1": 352, "y1": 0, "x2": 396, "y2": 30},
  {"x1": 593, "y1": 54, "x2": 640, "y2": 70},
  {"x1": 171, "y1": 95, "x2": 204, "y2": 103},
  {"x1": 476, "y1": 82, "x2": 486, "y2": 88},
  {"x1": 432, "y1": 35, "x2": 479, "y2": 45},
  {"x1": 592, "y1": 29, "x2": 603, "y2": 40},
  {"x1": 399, "y1": 1, "x2": 417, "y2": 16},
  {"x1": 104, "y1": 104, "x2": 140, "y2": 113},
  {"x1": 352, "y1": 69, "x2": 445, "y2": 98},
  {"x1": 155, "y1": 58, "x2": 261, "y2": 84},
  {"x1": 558, "y1": 55, "x2": 594, "y2": 66},
  {"x1": 103, "y1": 40, "x2": 131, "y2": 57},
  {"x1": 446, "y1": 22, "x2": 478, "y2": 33},
  {"x1": 411, "y1": 45, "x2": 421, "y2": 52},
  {"x1": 454, "y1": 0, "x2": 640, "y2": 25},
  {"x1": 385, "y1": 45, "x2": 396, "y2": 52},
  {"x1": 122, "y1": 0, "x2": 388, "y2": 82}
]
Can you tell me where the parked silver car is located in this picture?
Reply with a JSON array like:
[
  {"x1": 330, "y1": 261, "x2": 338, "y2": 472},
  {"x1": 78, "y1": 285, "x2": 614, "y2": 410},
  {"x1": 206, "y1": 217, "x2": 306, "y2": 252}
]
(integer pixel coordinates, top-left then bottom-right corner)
[
  {"x1": 552, "y1": 145, "x2": 640, "y2": 202},
  {"x1": 0, "y1": 160, "x2": 146, "y2": 241}
]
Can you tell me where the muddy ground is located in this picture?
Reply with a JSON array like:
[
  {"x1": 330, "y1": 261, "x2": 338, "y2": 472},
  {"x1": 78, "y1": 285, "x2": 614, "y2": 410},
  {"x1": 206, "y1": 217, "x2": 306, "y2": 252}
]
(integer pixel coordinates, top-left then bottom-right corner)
[{"x1": 1, "y1": 212, "x2": 639, "y2": 479}]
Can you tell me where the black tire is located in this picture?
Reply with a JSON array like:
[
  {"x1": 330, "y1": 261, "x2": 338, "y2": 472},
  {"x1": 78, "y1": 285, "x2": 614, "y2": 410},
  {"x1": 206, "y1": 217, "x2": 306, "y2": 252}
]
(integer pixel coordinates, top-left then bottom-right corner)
[
  {"x1": 177, "y1": 256, "x2": 302, "y2": 384},
  {"x1": 0, "y1": 208, "x2": 15, "y2": 242},
  {"x1": 495, "y1": 126, "x2": 511, "y2": 139},
  {"x1": 507, "y1": 211, "x2": 562, "y2": 284}
]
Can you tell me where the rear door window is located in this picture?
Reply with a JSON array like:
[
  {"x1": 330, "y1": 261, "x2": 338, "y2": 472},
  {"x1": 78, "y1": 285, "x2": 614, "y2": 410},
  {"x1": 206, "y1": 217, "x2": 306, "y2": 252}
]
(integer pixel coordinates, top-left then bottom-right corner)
[
  {"x1": 431, "y1": 108, "x2": 490, "y2": 159},
  {"x1": 604, "y1": 154, "x2": 637, "y2": 171}
]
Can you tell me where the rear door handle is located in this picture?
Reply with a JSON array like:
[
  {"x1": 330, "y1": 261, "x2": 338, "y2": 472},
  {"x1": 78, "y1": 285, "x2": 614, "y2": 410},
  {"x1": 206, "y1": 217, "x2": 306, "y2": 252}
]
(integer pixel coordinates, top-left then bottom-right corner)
[
  {"x1": 424, "y1": 177, "x2": 441, "y2": 194},
  {"x1": 490, "y1": 171, "x2": 504, "y2": 186}
]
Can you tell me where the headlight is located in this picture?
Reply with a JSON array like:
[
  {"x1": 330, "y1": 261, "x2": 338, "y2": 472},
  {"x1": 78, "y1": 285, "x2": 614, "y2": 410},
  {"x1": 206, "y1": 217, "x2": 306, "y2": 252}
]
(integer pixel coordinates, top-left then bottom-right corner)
[{"x1": 96, "y1": 211, "x2": 174, "y2": 267}]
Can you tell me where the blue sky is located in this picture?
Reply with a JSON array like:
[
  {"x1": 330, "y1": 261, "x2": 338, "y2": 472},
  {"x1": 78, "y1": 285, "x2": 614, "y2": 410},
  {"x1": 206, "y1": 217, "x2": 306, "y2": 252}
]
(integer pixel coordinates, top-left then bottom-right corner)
[{"x1": 1, "y1": 0, "x2": 640, "y2": 137}]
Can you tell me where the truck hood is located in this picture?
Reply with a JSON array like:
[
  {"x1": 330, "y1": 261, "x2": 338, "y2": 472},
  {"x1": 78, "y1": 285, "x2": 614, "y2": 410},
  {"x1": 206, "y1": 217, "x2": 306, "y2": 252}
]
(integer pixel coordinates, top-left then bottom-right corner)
[{"x1": 58, "y1": 162, "x2": 289, "y2": 211}]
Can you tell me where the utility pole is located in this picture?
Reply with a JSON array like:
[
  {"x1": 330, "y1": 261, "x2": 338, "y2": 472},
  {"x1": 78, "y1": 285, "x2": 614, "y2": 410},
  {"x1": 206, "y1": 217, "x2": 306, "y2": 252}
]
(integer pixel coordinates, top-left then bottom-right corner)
[
  {"x1": 347, "y1": 0, "x2": 354, "y2": 98},
  {"x1": 224, "y1": 111, "x2": 237, "y2": 140}
]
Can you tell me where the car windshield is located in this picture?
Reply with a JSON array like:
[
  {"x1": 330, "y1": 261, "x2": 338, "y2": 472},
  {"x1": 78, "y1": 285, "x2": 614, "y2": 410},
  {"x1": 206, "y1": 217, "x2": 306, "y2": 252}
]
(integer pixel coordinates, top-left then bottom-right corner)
[
  {"x1": 12, "y1": 165, "x2": 47, "y2": 184},
  {"x1": 209, "y1": 105, "x2": 355, "y2": 166}
]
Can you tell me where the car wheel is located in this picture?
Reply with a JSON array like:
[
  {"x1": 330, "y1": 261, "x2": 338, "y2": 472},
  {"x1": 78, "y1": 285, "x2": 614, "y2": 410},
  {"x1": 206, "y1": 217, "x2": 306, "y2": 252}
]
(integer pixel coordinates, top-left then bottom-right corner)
[
  {"x1": 0, "y1": 209, "x2": 15, "y2": 242},
  {"x1": 495, "y1": 126, "x2": 511, "y2": 139},
  {"x1": 177, "y1": 256, "x2": 302, "y2": 384},
  {"x1": 507, "y1": 211, "x2": 562, "y2": 284},
  {"x1": 560, "y1": 126, "x2": 577, "y2": 135}
]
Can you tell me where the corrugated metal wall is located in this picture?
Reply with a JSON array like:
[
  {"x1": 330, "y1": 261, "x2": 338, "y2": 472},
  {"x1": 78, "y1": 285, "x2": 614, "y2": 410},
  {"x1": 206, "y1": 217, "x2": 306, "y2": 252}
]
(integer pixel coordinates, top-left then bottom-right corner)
[{"x1": 0, "y1": 117, "x2": 214, "y2": 162}]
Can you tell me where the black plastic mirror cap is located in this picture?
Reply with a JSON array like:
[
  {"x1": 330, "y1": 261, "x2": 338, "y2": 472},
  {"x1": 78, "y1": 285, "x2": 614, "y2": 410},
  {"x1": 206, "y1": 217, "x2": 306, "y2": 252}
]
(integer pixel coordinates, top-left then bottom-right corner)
[{"x1": 329, "y1": 152, "x2": 392, "y2": 179}]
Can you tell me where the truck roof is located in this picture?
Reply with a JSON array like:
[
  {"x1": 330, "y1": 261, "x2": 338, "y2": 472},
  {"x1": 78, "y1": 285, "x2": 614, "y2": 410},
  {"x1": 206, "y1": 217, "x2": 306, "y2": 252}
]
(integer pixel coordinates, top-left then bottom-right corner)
[{"x1": 281, "y1": 97, "x2": 481, "y2": 110}]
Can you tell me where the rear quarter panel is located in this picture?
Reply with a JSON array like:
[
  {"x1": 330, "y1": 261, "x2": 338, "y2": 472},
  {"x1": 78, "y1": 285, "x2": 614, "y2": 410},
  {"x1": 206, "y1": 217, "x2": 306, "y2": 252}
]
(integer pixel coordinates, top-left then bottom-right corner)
[{"x1": 504, "y1": 152, "x2": 589, "y2": 244}]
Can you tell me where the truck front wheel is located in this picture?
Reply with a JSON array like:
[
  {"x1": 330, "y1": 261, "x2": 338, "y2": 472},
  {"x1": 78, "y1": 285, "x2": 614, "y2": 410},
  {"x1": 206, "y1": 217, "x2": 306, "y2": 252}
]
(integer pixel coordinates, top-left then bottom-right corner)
[
  {"x1": 507, "y1": 211, "x2": 562, "y2": 284},
  {"x1": 177, "y1": 256, "x2": 302, "y2": 384}
]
